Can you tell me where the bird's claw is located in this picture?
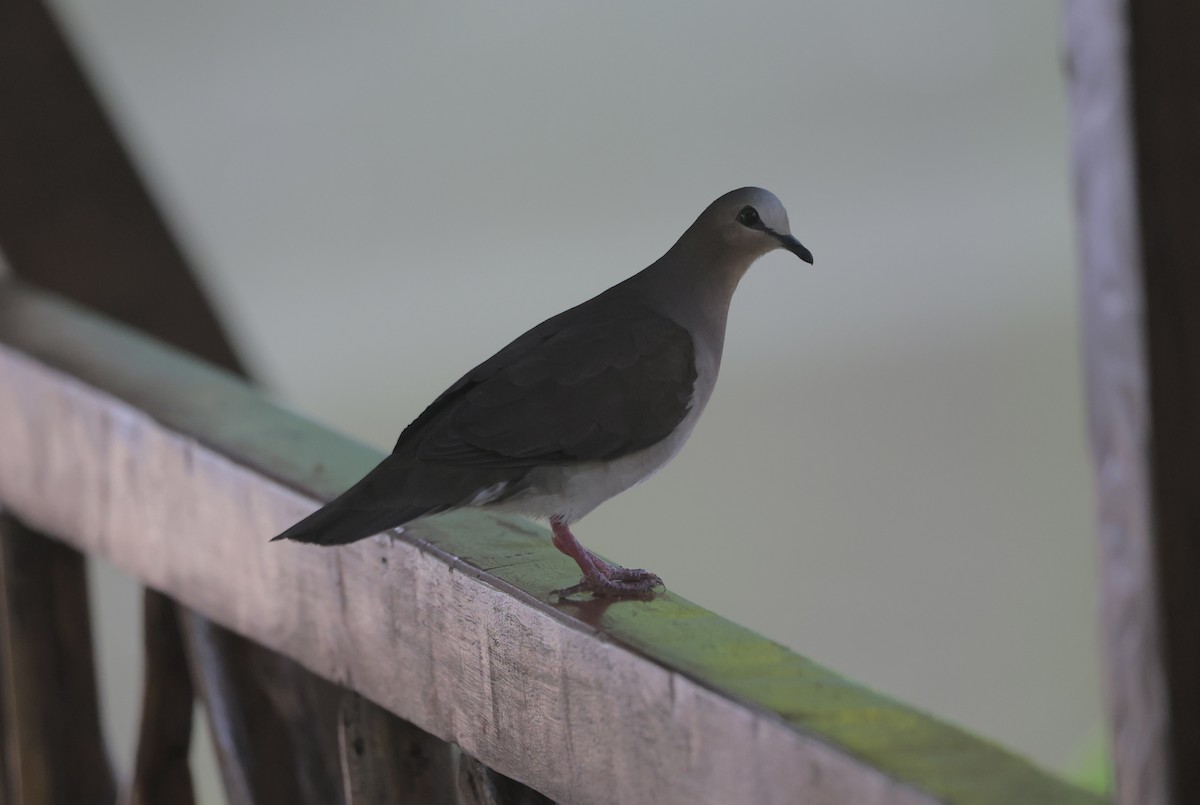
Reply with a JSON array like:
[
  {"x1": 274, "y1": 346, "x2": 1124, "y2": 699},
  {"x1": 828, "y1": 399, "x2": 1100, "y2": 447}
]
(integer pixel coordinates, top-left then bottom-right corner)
[{"x1": 552, "y1": 567, "x2": 664, "y2": 600}]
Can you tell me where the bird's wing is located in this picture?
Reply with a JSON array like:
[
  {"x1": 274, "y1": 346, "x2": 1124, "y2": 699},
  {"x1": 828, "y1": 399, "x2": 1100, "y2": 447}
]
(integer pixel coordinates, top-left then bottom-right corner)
[{"x1": 394, "y1": 300, "x2": 697, "y2": 469}]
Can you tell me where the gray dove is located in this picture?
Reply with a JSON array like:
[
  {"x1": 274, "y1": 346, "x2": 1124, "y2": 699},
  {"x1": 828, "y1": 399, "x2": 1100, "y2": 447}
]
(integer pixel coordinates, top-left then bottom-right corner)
[{"x1": 274, "y1": 187, "x2": 812, "y2": 597}]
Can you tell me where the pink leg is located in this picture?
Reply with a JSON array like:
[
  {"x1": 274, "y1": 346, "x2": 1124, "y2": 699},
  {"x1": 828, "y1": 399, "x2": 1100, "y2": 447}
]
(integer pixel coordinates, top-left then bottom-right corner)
[{"x1": 549, "y1": 517, "x2": 663, "y2": 598}]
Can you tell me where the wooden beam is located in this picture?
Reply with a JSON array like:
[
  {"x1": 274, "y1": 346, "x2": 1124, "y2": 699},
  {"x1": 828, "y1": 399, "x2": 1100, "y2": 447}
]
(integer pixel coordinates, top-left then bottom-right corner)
[
  {"x1": 1065, "y1": 2, "x2": 1200, "y2": 803},
  {"x1": 0, "y1": 282, "x2": 1101, "y2": 805}
]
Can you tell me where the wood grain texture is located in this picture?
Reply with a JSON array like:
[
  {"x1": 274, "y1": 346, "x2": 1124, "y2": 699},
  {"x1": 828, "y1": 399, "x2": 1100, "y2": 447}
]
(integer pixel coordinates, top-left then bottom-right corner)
[
  {"x1": 0, "y1": 515, "x2": 115, "y2": 805},
  {"x1": 0, "y1": 282, "x2": 1102, "y2": 805}
]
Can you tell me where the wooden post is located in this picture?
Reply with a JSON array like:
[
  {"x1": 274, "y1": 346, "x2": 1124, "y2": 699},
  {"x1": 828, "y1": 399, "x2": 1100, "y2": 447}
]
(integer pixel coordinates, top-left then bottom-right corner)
[
  {"x1": 1125, "y1": 4, "x2": 1200, "y2": 802},
  {"x1": 456, "y1": 756, "x2": 553, "y2": 805},
  {"x1": 338, "y1": 692, "x2": 456, "y2": 805},
  {"x1": 1064, "y1": 1, "x2": 1200, "y2": 803},
  {"x1": 179, "y1": 613, "x2": 344, "y2": 805},
  {"x1": 0, "y1": 514, "x2": 115, "y2": 805},
  {"x1": 128, "y1": 590, "x2": 195, "y2": 805}
]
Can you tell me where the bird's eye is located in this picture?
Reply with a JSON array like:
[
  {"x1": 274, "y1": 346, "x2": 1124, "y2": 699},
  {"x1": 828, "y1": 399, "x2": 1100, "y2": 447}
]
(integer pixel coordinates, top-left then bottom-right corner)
[{"x1": 736, "y1": 206, "x2": 761, "y2": 227}]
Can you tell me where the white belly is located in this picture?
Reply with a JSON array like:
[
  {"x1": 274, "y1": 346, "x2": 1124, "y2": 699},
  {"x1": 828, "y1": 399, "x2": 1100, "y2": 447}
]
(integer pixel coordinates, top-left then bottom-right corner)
[{"x1": 486, "y1": 349, "x2": 719, "y2": 523}]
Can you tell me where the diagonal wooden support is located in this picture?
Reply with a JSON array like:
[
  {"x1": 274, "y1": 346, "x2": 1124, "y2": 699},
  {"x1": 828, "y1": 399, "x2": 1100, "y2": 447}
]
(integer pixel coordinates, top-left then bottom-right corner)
[
  {"x1": 0, "y1": 0, "x2": 242, "y2": 369},
  {"x1": 0, "y1": 0, "x2": 230, "y2": 799},
  {"x1": 0, "y1": 4, "x2": 459, "y2": 802}
]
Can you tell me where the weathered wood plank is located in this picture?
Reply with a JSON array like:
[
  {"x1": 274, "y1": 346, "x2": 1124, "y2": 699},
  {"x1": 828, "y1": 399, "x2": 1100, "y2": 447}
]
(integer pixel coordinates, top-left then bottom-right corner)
[
  {"x1": 338, "y1": 692, "x2": 456, "y2": 805},
  {"x1": 0, "y1": 514, "x2": 115, "y2": 805},
  {"x1": 1064, "y1": 1, "x2": 1200, "y2": 803},
  {"x1": 0, "y1": 282, "x2": 1102, "y2": 805}
]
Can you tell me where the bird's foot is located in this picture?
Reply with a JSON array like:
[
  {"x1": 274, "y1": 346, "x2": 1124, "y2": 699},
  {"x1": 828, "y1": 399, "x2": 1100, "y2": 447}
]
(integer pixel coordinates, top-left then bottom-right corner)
[
  {"x1": 549, "y1": 517, "x2": 664, "y2": 599},
  {"x1": 552, "y1": 563, "x2": 663, "y2": 599},
  {"x1": 590, "y1": 554, "x2": 662, "y2": 584}
]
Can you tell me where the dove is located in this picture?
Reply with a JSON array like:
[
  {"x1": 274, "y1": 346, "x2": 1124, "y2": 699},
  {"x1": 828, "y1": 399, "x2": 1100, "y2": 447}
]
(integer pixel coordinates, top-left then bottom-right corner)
[{"x1": 274, "y1": 187, "x2": 812, "y2": 597}]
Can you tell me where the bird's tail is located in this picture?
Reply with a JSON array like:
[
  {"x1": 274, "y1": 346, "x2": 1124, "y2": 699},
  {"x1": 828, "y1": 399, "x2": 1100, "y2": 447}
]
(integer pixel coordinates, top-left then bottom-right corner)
[{"x1": 271, "y1": 497, "x2": 435, "y2": 546}]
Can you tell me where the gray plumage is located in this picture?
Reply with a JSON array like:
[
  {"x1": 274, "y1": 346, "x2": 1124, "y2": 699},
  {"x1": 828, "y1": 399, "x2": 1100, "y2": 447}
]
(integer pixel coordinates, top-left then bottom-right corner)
[{"x1": 274, "y1": 187, "x2": 812, "y2": 596}]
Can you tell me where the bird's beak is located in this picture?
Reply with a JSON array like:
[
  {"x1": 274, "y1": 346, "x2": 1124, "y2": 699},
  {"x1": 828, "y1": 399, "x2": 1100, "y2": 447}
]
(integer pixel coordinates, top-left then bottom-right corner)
[{"x1": 776, "y1": 233, "x2": 814, "y2": 265}]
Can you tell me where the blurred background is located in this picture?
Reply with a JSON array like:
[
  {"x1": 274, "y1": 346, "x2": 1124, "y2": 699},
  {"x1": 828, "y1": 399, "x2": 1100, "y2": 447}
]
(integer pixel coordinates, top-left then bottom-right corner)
[{"x1": 32, "y1": 0, "x2": 1103, "y2": 799}]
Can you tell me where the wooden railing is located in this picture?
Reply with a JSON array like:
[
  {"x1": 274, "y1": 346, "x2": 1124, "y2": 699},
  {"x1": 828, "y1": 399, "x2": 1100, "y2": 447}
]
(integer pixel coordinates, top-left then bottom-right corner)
[
  {"x1": 1, "y1": 0, "x2": 1196, "y2": 801},
  {"x1": 0, "y1": 281, "x2": 1103, "y2": 805}
]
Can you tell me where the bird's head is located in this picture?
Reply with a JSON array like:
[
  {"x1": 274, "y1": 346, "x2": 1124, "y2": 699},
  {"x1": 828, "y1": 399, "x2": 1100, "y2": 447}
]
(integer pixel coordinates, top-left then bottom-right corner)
[{"x1": 700, "y1": 187, "x2": 813, "y2": 265}]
